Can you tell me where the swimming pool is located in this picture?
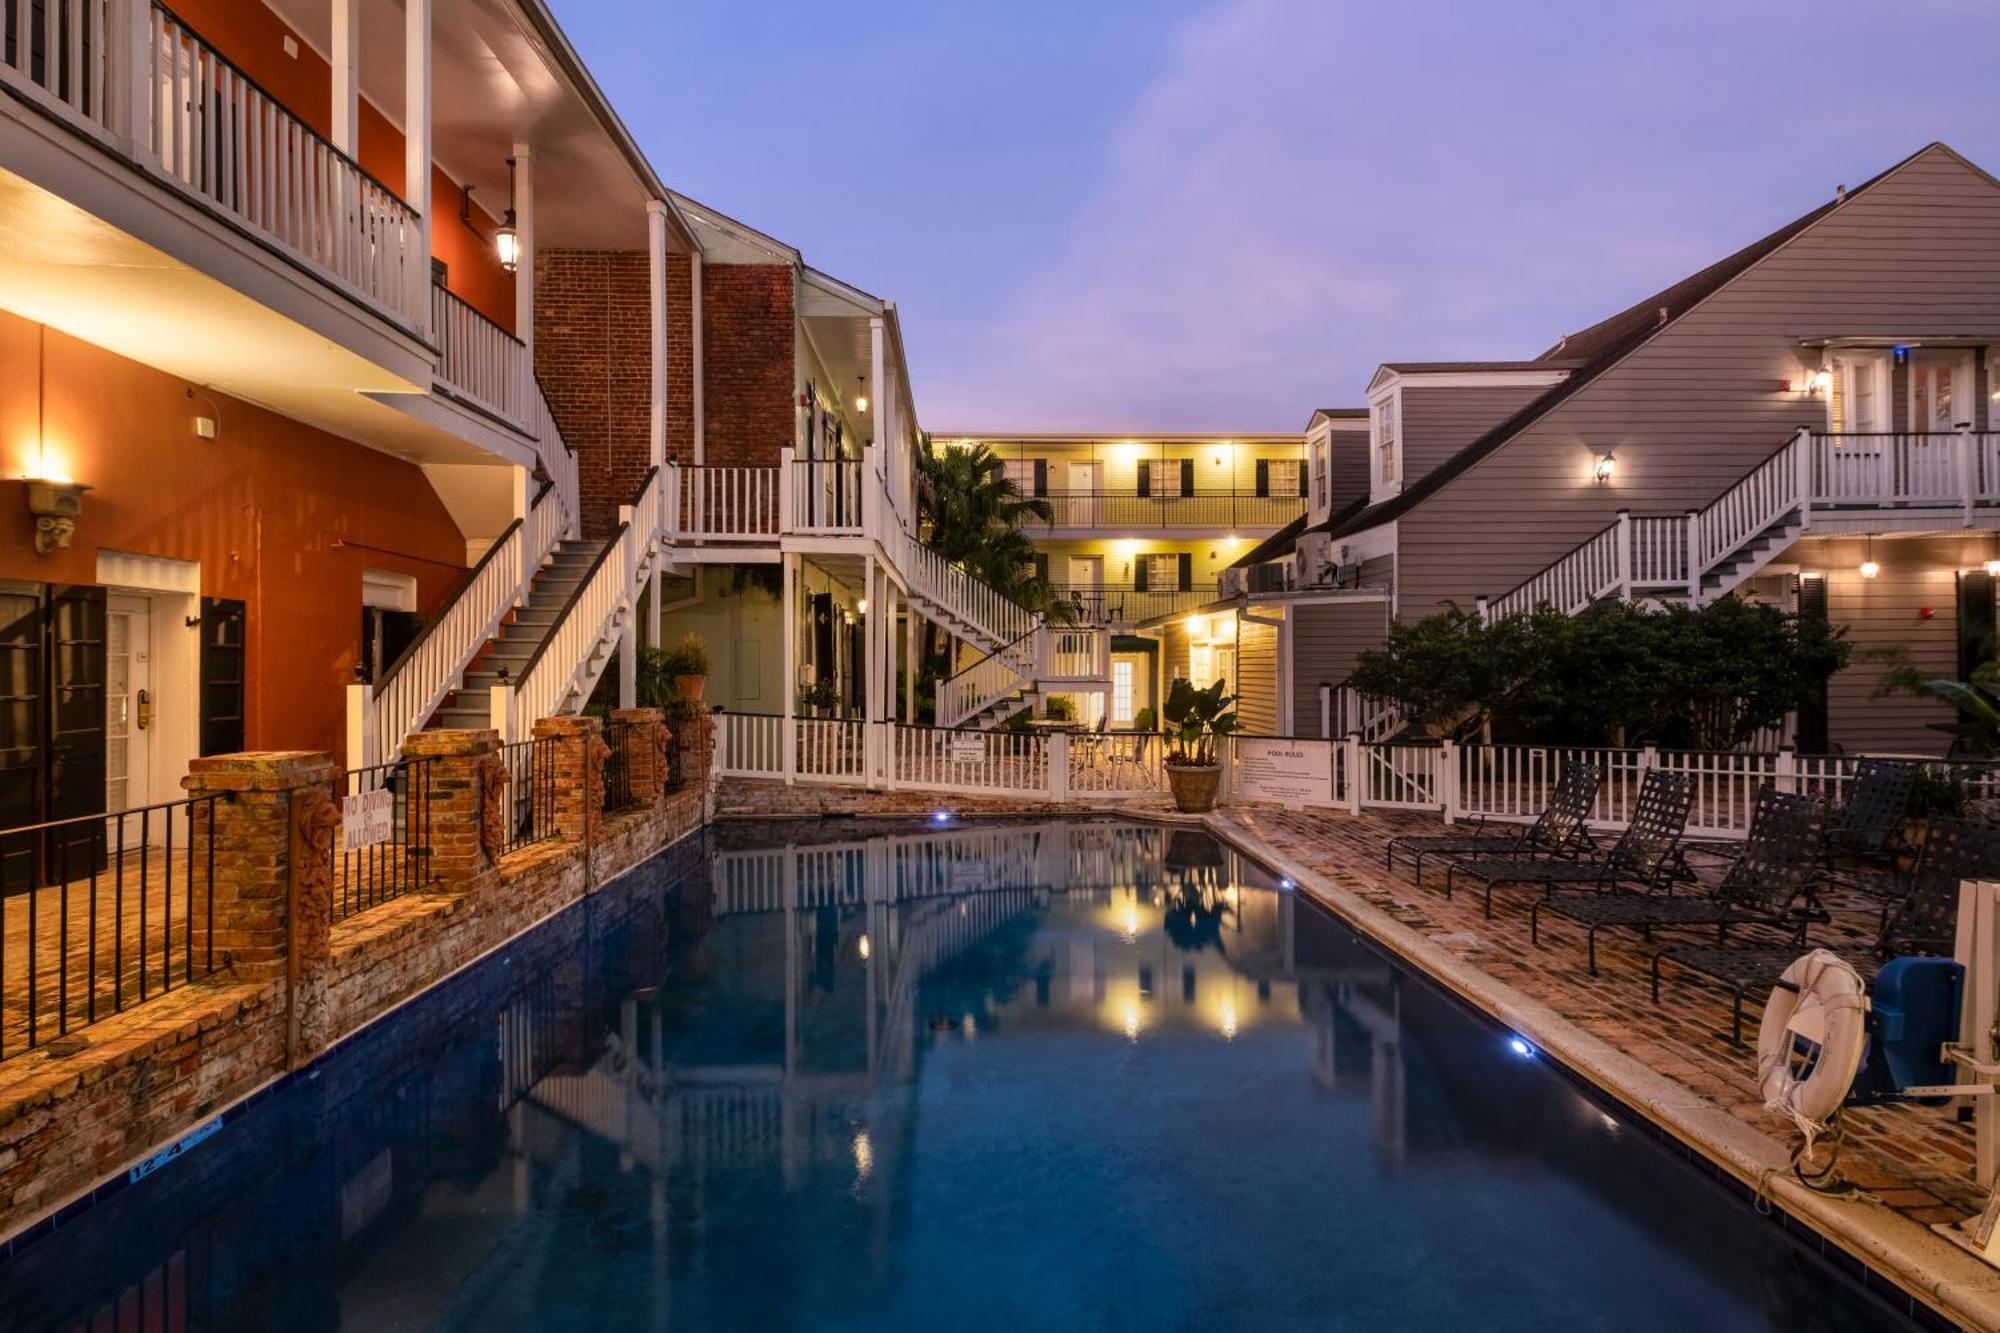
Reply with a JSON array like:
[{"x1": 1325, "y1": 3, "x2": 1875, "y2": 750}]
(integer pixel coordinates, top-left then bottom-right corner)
[{"x1": 0, "y1": 819, "x2": 1924, "y2": 1330}]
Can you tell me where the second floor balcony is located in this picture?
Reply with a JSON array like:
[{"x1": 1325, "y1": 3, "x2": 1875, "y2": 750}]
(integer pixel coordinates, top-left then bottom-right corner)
[
  {"x1": 1044, "y1": 582, "x2": 1209, "y2": 626},
  {"x1": 1024, "y1": 490, "x2": 1305, "y2": 533}
]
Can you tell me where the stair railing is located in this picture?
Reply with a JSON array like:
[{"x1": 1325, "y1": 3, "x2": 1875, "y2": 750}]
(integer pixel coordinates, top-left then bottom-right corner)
[
  {"x1": 938, "y1": 627, "x2": 1040, "y2": 727},
  {"x1": 347, "y1": 479, "x2": 563, "y2": 764}
]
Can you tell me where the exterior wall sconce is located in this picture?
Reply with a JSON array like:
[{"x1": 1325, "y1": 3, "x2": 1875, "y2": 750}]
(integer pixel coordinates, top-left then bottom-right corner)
[
  {"x1": 495, "y1": 157, "x2": 521, "y2": 272},
  {"x1": 1859, "y1": 535, "x2": 1879, "y2": 579},
  {"x1": 1986, "y1": 559, "x2": 2000, "y2": 576},
  {"x1": 853, "y1": 375, "x2": 869, "y2": 415},
  {"x1": 1592, "y1": 450, "x2": 1617, "y2": 484},
  {"x1": 25, "y1": 477, "x2": 89, "y2": 555},
  {"x1": 1793, "y1": 368, "x2": 1831, "y2": 397}
]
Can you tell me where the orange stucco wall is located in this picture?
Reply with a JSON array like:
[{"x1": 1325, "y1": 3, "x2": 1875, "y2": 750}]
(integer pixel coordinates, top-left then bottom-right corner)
[
  {"x1": 170, "y1": 0, "x2": 517, "y2": 334},
  {"x1": 0, "y1": 314, "x2": 467, "y2": 762}
]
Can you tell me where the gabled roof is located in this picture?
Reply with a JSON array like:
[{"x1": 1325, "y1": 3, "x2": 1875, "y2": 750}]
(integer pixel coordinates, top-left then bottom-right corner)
[
  {"x1": 1309, "y1": 407, "x2": 1369, "y2": 428},
  {"x1": 1319, "y1": 143, "x2": 1956, "y2": 544}
]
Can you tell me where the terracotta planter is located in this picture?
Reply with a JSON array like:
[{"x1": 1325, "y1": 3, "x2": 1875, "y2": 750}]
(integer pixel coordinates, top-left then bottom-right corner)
[
  {"x1": 676, "y1": 674, "x2": 707, "y2": 704},
  {"x1": 1166, "y1": 763, "x2": 1222, "y2": 814}
]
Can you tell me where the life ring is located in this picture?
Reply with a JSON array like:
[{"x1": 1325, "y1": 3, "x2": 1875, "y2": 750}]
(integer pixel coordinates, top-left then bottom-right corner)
[{"x1": 1757, "y1": 949, "x2": 1868, "y2": 1142}]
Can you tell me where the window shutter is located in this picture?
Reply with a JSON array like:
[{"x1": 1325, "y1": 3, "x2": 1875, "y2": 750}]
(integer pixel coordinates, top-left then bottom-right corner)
[
  {"x1": 1134, "y1": 560, "x2": 1149, "y2": 592},
  {"x1": 1179, "y1": 460, "x2": 1194, "y2": 496},
  {"x1": 199, "y1": 597, "x2": 247, "y2": 756},
  {"x1": 1177, "y1": 554, "x2": 1192, "y2": 591},
  {"x1": 1136, "y1": 461, "x2": 1151, "y2": 497},
  {"x1": 1032, "y1": 459, "x2": 1047, "y2": 497},
  {"x1": 1033, "y1": 554, "x2": 1049, "y2": 583},
  {"x1": 1254, "y1": 460, "x2": 1270, "y2": 497},
  {"x1": 1796, "y1": 578, "x2": 1829, "y2": 753},
  {"x1": 1297, "y1": 463, "x2": 1309, "y2": 497}
]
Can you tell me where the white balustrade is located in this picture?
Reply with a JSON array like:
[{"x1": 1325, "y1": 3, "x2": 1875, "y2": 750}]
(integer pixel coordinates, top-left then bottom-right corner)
[
  {"x1": 716, "y1": 713, "x2": 784, "y2": 777},
  {"x1": 1067, "y1": 732, "x2": 1164, "y2": 797},
  {"x1": 432, "y1": 285, "x2": 529, "y2": 426},
  {"x1": 794, "y1": 718, "x2": 867, "y2": 783},
  {"x1": 670, "y1": 465, "x2": 780, "y2": 539},
  {"x1": 886, "y1": 726, "x2": 1050, "y2": 795},
  {"x1": 790, "y1": 460, "x2": 863, "y2": 533},
  {"x1": 145, "y1": 7, "x2": 424, "y2": 327},
  {"x1": 1, "y1": 0, "x2": 111, "y2": 132}
]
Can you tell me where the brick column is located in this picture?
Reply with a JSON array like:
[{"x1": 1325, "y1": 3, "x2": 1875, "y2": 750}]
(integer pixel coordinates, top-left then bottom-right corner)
[
  {"x1": 671, "y1": 712, "x2": 715, "y2": 794},
  {"x1": 400, "y1": 729, "x2": 502, "y2": 892},
  {"x1": 610, "y1": 708, "x2": 668, "y2": 807},
  {"x1": 184, "y1": 752, "x2": 338, "y2": 977},
  {"x1": 532, "y1": 714, "x2": 606, "y2": 845}
]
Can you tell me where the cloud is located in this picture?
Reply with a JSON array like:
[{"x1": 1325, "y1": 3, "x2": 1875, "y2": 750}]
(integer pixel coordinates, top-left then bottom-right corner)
[{"x1": 917, "y1": 0, "x2": 2000, "y2": 432}]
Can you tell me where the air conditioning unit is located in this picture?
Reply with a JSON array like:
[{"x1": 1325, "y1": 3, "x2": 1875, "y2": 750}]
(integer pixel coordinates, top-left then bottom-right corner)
[
  {"x1": 1217, "y1": 567, "x2": 1247, "y2": 598},
  {"x1": 1296, "y1": 531, "x2": 1335, "y2": 585}
]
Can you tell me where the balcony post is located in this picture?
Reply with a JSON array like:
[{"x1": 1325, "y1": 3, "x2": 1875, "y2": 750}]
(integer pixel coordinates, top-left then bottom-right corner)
[
  {"x1": 107, "y1": 0, "x2": 151, "y2": 157},
  {"x1": 1794, "y1": 426, "x2": 1814, "y2": 530},
  {"x1": 781, "y1": 552, "x2": 799, "y2": 785},
  {"x1": 617, "y1": 503, "x2": 638, "y2": 709},
  {"x1": 513, "y1": 143, "x2": 535, "y2": 364},
  {"x1": 1614, "y1": 508, "x2": 1632, "y2": 597},
  {"x1": 1960, "y1": 421, "x2": 1976, "y2": 526},
  {"x1": 512, "y1": 465, "x2": 533, "y2": 608},
  {"x1": 691, "y1": 251, "x2": 706, "y2": 465},
  {"x1": 779, "y1": 447, "x2": 796, "y2": 533},
  {"x1": 331, "y1": 0, "x2": 360, "y2": 153},
  {"x1": 646, "y1": 200, "x2": 669, "y2": 470},
  {"x1": 404, "y1": 0, "x2": 433, "y2": 339},
  {"x1": 1684, "y1": 508, "x2": 1700, "y2": 602}
]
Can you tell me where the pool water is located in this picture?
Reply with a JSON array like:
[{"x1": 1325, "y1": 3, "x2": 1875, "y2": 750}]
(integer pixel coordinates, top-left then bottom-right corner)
[{"x1": 0, "y1": 820, "x2": 1921, "y2": 1331}]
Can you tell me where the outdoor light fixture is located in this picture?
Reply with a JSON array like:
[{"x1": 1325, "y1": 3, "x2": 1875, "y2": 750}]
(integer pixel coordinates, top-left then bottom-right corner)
[
  {"x1": 858, "y1": 934, "x2": 872, "y2": 961},
  {"x1": 1860, "y1": 535, "x2": 1879, "y2": 580},
  {"x1": 495, "y1": 158, "x2": 520, "y2": 272},
  {"x1": 853, "y1": 375, "x2": 869, "y2": 415},
  {"x1": 857, "y1": 598, "x2": 869, "y2": 614},
  {"x1": 1795, "y1": 367, "x2": 1831, "y2": 397},
  {"x1": 1592, "y1": 450, "x2": 1617, "y2": 484},
  {"x1": 24, "y1": 477, "x2": 88, "y2": 554}
]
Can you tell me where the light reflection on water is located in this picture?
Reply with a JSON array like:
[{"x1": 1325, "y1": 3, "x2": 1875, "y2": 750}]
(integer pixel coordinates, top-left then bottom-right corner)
[{"x1": 0, "y1": 821, "x2": 1918, "y2": 1332}]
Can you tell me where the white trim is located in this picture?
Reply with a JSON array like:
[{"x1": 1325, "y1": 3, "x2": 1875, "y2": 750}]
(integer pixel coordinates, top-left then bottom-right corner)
[
  {"x1": 1366, "y1": 367, "x2": 1571, "y2": 393},
  {"x1": 362, "y1": 568, "x2": 419, "y2": 612},
  {"x1": 96, "y1": 550, "x2": 199, "y2": 595}
]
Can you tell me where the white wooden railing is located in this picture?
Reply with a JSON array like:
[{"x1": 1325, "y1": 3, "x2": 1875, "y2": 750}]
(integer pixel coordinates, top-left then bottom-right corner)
[
  {"x1": 432, "y1": 285, "x2": 529, "y2": 426},
  {"x1": 667, "y1": 464, "x2": 780, "y2": 540},
  {"x1": 144, "y1": 6, "x2": 424, "y2": 326},
  {"x1": 896, "y1": 525, "x2": 1035, "y2": 650},
  {"x1": 1486, "y1": 426, "x2": 2000, "y2": 624},
  {"x1": 789, "y1": 458, "x2": 863, "y2": 534},
  {"x1": 0, "y1": 0, "x2": 112, "y2": 133},
  {"x1": 530, "y1": 381, "x2": 580, "y2": 542},
  {"x1": 938, "y1": 630, "x2": 1038, "y2": 727},
  {"x1": 1331, "y1": 685, "x2": 1404, "y2": 744}
]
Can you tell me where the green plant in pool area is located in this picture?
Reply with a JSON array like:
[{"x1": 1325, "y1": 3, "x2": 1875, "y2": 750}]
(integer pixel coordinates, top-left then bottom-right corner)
[
  {"x1": 1163, "y1": 677, "x2": 1237, "y2": 767},
  {"x1": 664, "y1": 633, "x2": 710, "y2": 678},
  {"x1": 1133, "y1": 705, "x2": 1157, "y2": 733},
  {"x1": 1044, "y1": 694, "x2": 1076, "y2": 722},
  {"x1": 798, "y1": 678, "x2": 841, "y2": 713},
  {"x1": 1907, "y1": 765, "x2": 1970, "y2": 820}
]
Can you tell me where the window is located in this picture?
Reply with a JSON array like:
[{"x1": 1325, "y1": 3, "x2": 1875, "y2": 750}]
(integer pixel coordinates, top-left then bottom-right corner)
[
  {"x1": 1310, "y1": 442, "x2": 1328, "y2": 507},
  {"x1": 1267, "y1": 459, "x2": 1300, "y2": 497},
  {"x1": 1142, "y1": 554, "x2": 1182, "y2": 590},
  {"x1": 1111, "y1": 660, "x2": 1135, "y2": 723},
  {"x1": 1375, "y1": 397, "x2": 1399, "y2": 484}
]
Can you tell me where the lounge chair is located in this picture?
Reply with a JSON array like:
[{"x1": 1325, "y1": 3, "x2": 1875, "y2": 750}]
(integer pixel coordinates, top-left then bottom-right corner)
[
  {"x1": 1822, "y1": 758, "x2": 1916, "y2": 866},
  {"x1": 1652, "y1": 815, "x2": 2000, "y2": 1043},
  {"x1": 1385, "y1": 761, "x2": 1600, "y2": 885},
  {"x1": 1530, "y1": 786, "x2": 1826, "y2": 977},
  {"x1": 1442, "y1": 769, "x2": 1692, "y2": 918}
]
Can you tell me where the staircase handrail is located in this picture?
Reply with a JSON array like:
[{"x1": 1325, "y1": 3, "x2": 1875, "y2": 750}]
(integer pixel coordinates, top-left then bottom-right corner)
[
  {"x1": 1482, "y1": 516, "x2": 1624, "y2": 622},
  {"x1": 531, "y1": 375, "x2": 580, "y2": 541},
  {"x1": 938, "y1": 625, "x2": 1040, "y2": 727},
  {"x1": 1690, "y1": 430, "x2": 1803, "y2": 577},
  {"x1": 363, "y1": 478, "x2": 559, "y2": 761}
]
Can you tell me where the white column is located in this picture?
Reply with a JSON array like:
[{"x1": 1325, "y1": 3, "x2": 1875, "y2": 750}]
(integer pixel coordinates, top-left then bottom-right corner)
[
  {"x1": 647, "y1": 200, "x2": 670, "y2": 470},
  {"x1": 868, "y1": 318, "x2": 886, "y2": 450},
  {"x1": 618, "y1": 506, "x2": 638, "y2": 709},
  {"x1": 691, "y1": 250, "x2": 706, "y2": 466},
  {"x1": 513, "y1": 143, "x2": 535, "y2": 362},
  {"x1": 904, "y1": 601, "x2": 918, "y2": 724},
  {"x1": 781, "y1": 552, "x2": 799, "y2": 784},
  {"x1": 331, "y1": 0, "x2": 361, "y2": 154},
  {"x1": 863, "y1": 554, "x2": 879, "y2": 785},
  {"x1": 404, "y1": 0, "x2": 433, "y2": 337}
]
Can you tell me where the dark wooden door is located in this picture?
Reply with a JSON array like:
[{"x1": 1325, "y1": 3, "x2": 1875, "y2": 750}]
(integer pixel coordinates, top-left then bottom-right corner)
[
  {"x1": 45, "y1": 584, "x2": 107, "y2": 881},
  {"x1": 0, "y1": 582, "x2": 44, "y2": 893}
]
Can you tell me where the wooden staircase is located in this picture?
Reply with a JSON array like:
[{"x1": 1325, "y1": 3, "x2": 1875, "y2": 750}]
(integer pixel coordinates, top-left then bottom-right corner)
[{"x1": 430, "y1": 537, "x2": 615, "y2": 730}]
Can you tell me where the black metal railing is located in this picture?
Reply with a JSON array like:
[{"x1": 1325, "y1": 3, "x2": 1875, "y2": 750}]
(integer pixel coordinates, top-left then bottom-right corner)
[
  {"x1": 1023, "y1": 490, "x2": 1305, "y2": 530},
  {"x1": 0, "y1": 794, "x2": 225, "y2": 1060},
  {"x1": 499, "y1": 738, "x2": 560, "y2": 853},
  {"x1": 603, "y1": 720, "x2": 642, "y2": 815},
  {"x1": 330, "y1": 758, "x2": 436, "y2": 923},
  {"x1": 1042, "y1": 583, "x2": 1209, "y2": 624}
]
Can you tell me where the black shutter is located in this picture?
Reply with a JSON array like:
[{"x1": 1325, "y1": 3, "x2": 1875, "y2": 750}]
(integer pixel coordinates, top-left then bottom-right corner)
[
  {"x1": 847, "y1": 623, "x2": 865, "y2": 710},
  {"x1": 199, "y1": 597, "x2": 247, "y2": 756},
  {"x1": 1136, "y1": 461, "x2": 1151, "y2": 498},
  {"x1": 1254, "y1": 460, "x2": 1270, "y2": 497},
  {"x1": 1178, "y1": 460, "x2": 1194, "y2": 496},
  {"x1": 1796, "y1": 577, "x2": 1830, "y2": 754},
  {"x1": 46, "y1": 584, "x2": 107, "y2": 881},
  {"x1": 1033, "y1": 554, "x2": 1049, "y2": 583},
  {"x1": 811, "y1": 594, "x2": 835, "y2": 682},
  {"x1": 1177, "y1": 554, "x2": 1193, "y2": 592},
  {"x1": 1134, "y1": 560, "x2": 1149, "y2": 593},
  {"x1": 1032, "y1": 459, "x2": 1047, "y2": 498},
  {"x1": 1959, "y1": 570, "x2": 1997, "y2": 740},
  {"x1": 0, "y1": 582, "x2": 45, "y2": 892},
  {"x1": 1298, "y1": 463, "x2": 1309, "y2": 497}
]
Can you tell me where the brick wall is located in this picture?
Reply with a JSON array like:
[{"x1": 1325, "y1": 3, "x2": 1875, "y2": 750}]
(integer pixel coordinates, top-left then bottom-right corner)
[
  {"x1": 702, "y1": 264, "x2": 796, "y2": 468},
  {"x1": 534, "y1": 250, "x2": 653, "y2": 538}
]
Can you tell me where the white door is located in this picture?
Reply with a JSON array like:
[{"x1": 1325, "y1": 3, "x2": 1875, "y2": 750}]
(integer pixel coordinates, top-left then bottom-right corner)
[
  {"x1": 106, "y1": 595, "x2": 152, "y2": 818},
  {"x1": 1907, "y1": 353, "x2": 1973, "y2": 499},
  {"x1": 1065, "y1": 461, "x2": 1100, "y2": 527},
  {"x1": 1067, "y1": 555, "x2": 1104, "y2": 621},
  {"x1": 1825, "y1": 354, "x2": 1892, "y2": 500}
]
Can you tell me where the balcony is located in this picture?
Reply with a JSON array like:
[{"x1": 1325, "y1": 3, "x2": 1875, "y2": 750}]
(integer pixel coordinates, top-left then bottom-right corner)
[
  {"x1": 1044, "y1": 583, "x2": 1209, "y2": 626},
  {"x1": 1024, "y1": 490, "x2": 1305, "y2": 533}
]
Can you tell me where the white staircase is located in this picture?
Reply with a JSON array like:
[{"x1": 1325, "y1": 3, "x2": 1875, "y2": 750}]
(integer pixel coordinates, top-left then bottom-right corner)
[{"x1": 1484, "y1": 424, "x2": 2000, "y2": 624}]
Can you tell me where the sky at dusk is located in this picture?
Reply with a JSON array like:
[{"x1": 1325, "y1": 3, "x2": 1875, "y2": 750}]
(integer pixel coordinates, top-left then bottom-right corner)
[{"x1": 552, "y1": 0, "x2": 2000, "y2": 433}]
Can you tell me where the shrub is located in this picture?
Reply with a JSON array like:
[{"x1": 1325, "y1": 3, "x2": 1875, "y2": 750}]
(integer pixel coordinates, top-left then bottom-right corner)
[
  {"x1": 664, "y1": 632, "x2": 710, "y2": 677},
  {"x1": 1044, "y1": 694, "x2": 1076, "y2": 722}
]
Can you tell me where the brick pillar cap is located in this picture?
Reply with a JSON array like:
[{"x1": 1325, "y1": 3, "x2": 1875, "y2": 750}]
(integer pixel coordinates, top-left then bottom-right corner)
[
  {"x1": 533, "y1": 714, "x2": 605, "y2": 739},
  {"x1": 184, "y1": 751, "x2": 337, "y2": 792},
  {"x1": 402, "y1": 728, "x2": 501, "y2": 757}
]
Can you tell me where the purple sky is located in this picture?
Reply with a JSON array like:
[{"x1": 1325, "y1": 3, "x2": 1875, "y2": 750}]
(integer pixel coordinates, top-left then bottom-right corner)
[{"x1": 553, "y1": 0, "x2": 2000, "y2": 433}]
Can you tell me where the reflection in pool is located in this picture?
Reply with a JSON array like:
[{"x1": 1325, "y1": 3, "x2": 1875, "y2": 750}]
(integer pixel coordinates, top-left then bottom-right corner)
[{"x1": 0, "y1": 821, "x2": 1920, "y2": 1331}]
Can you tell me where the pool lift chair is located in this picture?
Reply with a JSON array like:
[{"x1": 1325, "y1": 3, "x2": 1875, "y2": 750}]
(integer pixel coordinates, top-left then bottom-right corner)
[
  {"x1": 1653, "y1": 816, "x2": 2000, "y2": 1044},
  {"x1": 1385, "y1": 761, "x2": 1600, "y2": 885},
  {"x1": 1441, "y1": 769, "x2": 1693, "y2": 919},
  {"x1": 1530, "y1": 787, "x2": 1827, "y2": 978}
]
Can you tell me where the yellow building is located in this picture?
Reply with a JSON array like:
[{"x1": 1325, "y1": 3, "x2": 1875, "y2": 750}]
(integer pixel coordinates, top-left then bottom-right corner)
[{"x1": 936, "y1": 432, "x2": 1306, "y2": 729}]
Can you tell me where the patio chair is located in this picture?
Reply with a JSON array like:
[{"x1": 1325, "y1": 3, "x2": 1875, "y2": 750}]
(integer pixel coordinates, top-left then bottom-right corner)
[
  {"x1": 1652, "y1": 816, "x2": 2000, "y2": 1043},
  {"x1": 1530, "y1": 786, "x2": 1826, "y2": 978},
  {"x1": 1822, "y1": 758, "x2": 1916, "y2": 866},
  {"x1": 1385, "y1": 761, "x2": 1600, "y2": 885},
  {"x1": 1442, "y1": 769, "x2": 1692, "y2": 919}
]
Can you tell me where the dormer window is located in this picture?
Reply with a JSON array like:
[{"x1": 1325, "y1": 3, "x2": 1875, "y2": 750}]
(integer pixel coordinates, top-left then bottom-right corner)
[
  {"x1": 1375, "y1": 396, "x2": 1399, "y2": 485},
  {"x1": 1309, "y1": 438, "x2": 1328, "y2": 509}
]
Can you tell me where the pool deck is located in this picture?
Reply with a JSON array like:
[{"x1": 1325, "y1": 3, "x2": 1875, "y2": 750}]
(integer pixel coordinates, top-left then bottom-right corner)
[{"x1": 1209, "y1": 805, "x2": 2000, "y2": 1332}]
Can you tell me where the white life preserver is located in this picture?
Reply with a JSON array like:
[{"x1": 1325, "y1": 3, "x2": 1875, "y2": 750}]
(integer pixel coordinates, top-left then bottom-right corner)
[{"x1": 1757, "y1": 949, "x2": 1869, "y2": 1143}]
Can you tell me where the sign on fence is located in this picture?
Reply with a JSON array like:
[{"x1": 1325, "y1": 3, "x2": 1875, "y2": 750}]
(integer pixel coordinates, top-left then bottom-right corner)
[
  {"x1": 950, "y1": 735, "x2": 986, "y2": 765},
  {"x1": 341, "y1": 788, "x2": 394, "y2": 851},
  {"x1": 1235, "y1": 738, "x2": 1333, "y2": 805}
]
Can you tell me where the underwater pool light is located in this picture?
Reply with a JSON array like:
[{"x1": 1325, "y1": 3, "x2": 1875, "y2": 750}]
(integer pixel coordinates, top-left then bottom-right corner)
[{"x1": 1508, "y1": 1036, "x2": 1535, "y2": 1059}]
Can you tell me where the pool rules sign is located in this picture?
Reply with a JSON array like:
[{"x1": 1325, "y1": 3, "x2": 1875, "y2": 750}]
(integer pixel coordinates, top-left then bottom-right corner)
[
  {"x1": 1234, "y1": 738, "x2": 1333, "y2": 806},
  {"x1": 341, "y1": 787, "x2": 394, "y2": 851}
]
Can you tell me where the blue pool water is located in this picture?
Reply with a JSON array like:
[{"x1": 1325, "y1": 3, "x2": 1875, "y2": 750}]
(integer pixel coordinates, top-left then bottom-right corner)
[{"x1": 0, "y1": 820, "x2": 1923, "y2": 1331}]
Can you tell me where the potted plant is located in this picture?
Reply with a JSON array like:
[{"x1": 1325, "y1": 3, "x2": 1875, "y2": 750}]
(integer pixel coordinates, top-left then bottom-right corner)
[
  {"x1": 667, "y1": 633, "x2": 710, "y2": 704},
  {"x1": 1162, "y1": 677, "x2": 1237, "y2": 813},
  {"x1": 798, "y1": 678, "x2": 840, "y2": 717},
  {"x1": 1902, "y1": 765, "x2": 1968, "y2": 854}
]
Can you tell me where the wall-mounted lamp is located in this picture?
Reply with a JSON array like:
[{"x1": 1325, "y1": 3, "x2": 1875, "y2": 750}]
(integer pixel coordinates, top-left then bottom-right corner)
[
  {"x1": 1859, "y1": 534, "x2": 1879, "y2": 580},
  {"x1": 495, "y1": 157, "x2": 520, "y2": 272},
  {"x1": 1592, "y1": 449, "x2": 1617, "y2": 484},
  {"x1": 853, "y1": 375, "x2": 869, "y2": 415},
  {"x1": 1793, "y1": 368, "x2": 1831, "y2": 397},
  {"x1": 24, "y1": 477, "x2": 89, "y2": 555},
  {"x1": 856, "y1": 598, "x2": 869, "y2": 614}
]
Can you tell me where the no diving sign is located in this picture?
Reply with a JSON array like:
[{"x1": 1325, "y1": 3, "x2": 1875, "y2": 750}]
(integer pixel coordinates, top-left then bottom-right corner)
[{"x1": 342, "y1": 788, "x2": 394, "y2": 851}]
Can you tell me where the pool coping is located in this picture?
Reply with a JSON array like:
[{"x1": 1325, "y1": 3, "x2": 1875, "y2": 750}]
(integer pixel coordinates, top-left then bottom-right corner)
[{"x1": 1203, "y1": 812, "x2": 2000, "y2": 1332}]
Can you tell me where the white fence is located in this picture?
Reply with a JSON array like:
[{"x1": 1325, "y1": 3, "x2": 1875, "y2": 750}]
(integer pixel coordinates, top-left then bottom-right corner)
[
  {"x1": 669, "y1": 464, "x2": 779, "y2": 540},
  {"x1": 433, "y1": 285, "x2": 529, "y2": 427}
]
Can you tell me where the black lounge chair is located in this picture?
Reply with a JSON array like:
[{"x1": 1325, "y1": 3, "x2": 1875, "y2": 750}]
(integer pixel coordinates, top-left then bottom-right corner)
[
  {"x1": 1530, "y1": 786, "x2": 1826, "y2": 977},
  {"x1": 1653, "y1": 815, "x2": 2000, "y2": 1043},
  {"x1": 1822, "y1": 758, "x2": 1916, "y2": 865},
  {"x1": 1385, "y1": 761, "x2": 1600, "y2": 885},
  {"x1": 1443, "y1": 770, "x2": 1693, "y2": 919}
]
